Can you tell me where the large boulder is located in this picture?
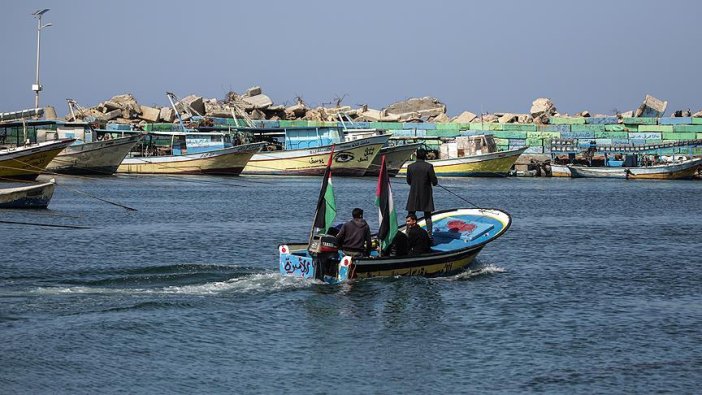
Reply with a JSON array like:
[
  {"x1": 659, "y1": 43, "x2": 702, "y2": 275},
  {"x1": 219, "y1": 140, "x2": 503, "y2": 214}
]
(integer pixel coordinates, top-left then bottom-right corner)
[{"x1": 530, "y1": 98, "x2": 557, "y2": 124}]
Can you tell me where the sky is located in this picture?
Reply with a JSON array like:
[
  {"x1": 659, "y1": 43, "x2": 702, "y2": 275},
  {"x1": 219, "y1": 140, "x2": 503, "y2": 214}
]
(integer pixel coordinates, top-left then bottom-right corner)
[{"x1": 2, "y1": 0, "x2": 701, "y2": 117}]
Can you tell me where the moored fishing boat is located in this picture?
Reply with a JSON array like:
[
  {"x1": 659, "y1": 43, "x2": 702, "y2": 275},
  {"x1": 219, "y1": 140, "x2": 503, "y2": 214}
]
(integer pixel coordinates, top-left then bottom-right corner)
[
  {"x1": 568, "y1": 157, "x2": 702, "y2": 180},
  {"x1": 364, "y1": 142, "x2": 423, "y2": 177},
  {"x1": 0, "y1": 178, "x2": 56, "y2": 208},
  {"x1": 0, "y1": 139, "x2": 75, "y2": 180},
  {"x1": 0, "y1": 118, "x2": 142, "y2": 176},
  {"x1": 398, "y1": 146, "x2": 528, "y2": 177},
  {"x1": 47, "y1": 134, "x2": 142, "y2": 175},
  {"x1": 117, "y1": 142, "x2": 264, "y2": 175},
  {"x1": 243, "y1": 135, "x2": 389, "y2": 176},
  {"x1": 549, "y1": 163, "x2": 572, "y2": 177}
]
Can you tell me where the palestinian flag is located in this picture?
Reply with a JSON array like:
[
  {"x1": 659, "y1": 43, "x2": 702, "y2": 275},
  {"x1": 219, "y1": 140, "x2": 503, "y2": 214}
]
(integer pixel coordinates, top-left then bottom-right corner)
[
  {"x1": 312, "y1": 150, "x2": 336, "y2": 234},
  {"x1": 375, "y1": 155, "x2": 397, "y2": 251}
]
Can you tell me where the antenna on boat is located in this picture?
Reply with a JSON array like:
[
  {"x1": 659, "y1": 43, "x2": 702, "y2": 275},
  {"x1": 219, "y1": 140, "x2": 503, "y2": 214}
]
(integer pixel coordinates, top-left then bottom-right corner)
[{"x1": 166, "y1": 92, "x2": 188, "y2": 133}]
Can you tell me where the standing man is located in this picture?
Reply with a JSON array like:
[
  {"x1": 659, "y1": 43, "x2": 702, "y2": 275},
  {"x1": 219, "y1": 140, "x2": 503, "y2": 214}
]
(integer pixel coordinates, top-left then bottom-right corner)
[
  {"x1": 336, "y1": 208, "x2": 372, "y2": 257},
  {"x1": 406, "y1": 148, "x2": 438, "y2": 236}
]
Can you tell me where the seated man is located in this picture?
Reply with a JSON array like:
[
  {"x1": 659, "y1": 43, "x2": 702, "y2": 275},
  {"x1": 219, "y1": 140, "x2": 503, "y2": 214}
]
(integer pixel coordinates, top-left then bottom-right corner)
[
  {"x1": 336, "y1": 208, "x2": 372, "y2": 257},
  {"x1": 405, "y1": 213, "x2": 432, "y2": 255},
  {"x1": 387, "y1": 230, "x2": 409, "y2": 257}
]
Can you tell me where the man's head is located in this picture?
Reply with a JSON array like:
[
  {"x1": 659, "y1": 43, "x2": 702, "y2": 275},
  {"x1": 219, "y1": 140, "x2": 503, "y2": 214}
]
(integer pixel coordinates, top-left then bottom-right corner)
[
  {"x1": 352, "y1": 208, "x2": 364, "y2": 219},
  {"x1": 416, "y1": 149, "x2": 427, "y2": 160},
  {"x1": 405, "y1": 213, "x2": 418, "y2": 227}
]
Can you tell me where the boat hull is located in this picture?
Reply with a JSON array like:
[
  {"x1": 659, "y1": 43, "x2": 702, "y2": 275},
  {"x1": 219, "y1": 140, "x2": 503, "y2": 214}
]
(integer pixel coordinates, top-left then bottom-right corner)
[
  {"x1": 0, "y1": 140, "x2": 75, "y2": 181},
  {"x1": 279, "y1": 208, "x2": 512, "y2": 284},
  {"x1": 243, "y1": 135, "x2": 389, "y2": 176},
  {"x1": 364, "y1": 143, "x2": 422, "y2": 177},
  {"x1": 0, "y1": 179, "x2": 56, "y2": 209},
  {"x1": 569, "y1": 158, "x2": 702, "y2": 180},
  {"x1": 47, "y1": 135, "x2": 142, "y2": 175},
  {"x1": 397, "y1": 147, "x2": 527, "y2": 177},
  {"x1": 549, "y1": 164, "x2": 572, "y2": 177},
  {"x1": 116, "y1": 142, "x2": 263, "y2": 175}
]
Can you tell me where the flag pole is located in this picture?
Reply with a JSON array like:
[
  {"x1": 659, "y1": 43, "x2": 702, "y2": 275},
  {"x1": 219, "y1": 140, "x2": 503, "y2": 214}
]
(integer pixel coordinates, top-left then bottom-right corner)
[
  {"x1": 308, "y1": 145, "x2": 335, "y2": 249},
  {"x1": 375, "y1": 154, "x2": 398, "y2": 253}
]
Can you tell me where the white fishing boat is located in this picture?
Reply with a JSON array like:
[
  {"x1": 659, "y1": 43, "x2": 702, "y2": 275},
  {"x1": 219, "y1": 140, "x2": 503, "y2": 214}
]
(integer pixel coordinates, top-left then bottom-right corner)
[
  {"x1": 0, "y1": 178, "x2": 56, "y2": 209},
  {"x1": 568, "y1": 157, "x2": 702, "y2": 180},
  {"x1": 243, "y1": 135, "x2": 389, "y2": 176},
  {"x1": 117, "y1": 141, "x2": 264, "y2": 175},
  {"x1": 0, "y1": 139, "x2": 75, "y2": 180},
  {"x1": 47, "y1": 134, "x2": 142, "y2": 175}
]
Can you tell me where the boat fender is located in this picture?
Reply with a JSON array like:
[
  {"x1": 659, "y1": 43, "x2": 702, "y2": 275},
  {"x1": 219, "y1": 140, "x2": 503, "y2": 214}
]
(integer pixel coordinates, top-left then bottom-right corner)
[
  {"x1": 279, "y1": 245, "x2": 289, "y2": 254},
  {"x1": 340, "y1": 256, "x2": 352, "y2": 267}
]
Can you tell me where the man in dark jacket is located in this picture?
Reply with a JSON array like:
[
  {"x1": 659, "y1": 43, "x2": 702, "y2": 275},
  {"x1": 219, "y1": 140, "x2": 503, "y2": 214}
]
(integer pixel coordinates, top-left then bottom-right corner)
[
  {"x1": 405, "y1": 213, "x2": 432, "y2": 255},
  {"x1": 336, "y1": 208, "x2": 372, "y2": 257},
  {"x1": 406, "y1": 148, "x2": 438, "y2": 236}
]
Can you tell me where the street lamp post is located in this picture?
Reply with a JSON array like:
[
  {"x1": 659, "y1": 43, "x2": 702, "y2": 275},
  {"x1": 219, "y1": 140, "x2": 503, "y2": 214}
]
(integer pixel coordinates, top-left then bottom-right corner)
[{"x1": 32, "y1": 9, "x2": 52, "y2": 110}]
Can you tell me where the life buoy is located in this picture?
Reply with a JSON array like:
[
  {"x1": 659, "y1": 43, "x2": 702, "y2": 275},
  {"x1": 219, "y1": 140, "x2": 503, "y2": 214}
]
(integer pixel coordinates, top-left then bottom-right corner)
[{"x1": 340, "y1": 256, "x2": 352, "y2": 267}]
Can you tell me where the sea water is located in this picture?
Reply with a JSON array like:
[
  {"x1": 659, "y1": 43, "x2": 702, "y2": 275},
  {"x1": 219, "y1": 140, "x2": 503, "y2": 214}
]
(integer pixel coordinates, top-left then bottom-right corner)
[{"x1": 1, "y1": 175, "x2": 701, "y2": 393}]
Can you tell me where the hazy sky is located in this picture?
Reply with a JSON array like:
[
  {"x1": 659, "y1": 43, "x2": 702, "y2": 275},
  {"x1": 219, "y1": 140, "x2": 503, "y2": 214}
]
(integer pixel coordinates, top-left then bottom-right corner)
[{"x1": 2, "y1": 0, "x2": 701, "y2": 117}]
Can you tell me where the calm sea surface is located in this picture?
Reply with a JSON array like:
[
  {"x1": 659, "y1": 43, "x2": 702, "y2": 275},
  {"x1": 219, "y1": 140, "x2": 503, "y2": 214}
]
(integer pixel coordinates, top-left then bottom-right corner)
[{"x1": 1, "y1": 174, "x2": 701, "y2": 393}]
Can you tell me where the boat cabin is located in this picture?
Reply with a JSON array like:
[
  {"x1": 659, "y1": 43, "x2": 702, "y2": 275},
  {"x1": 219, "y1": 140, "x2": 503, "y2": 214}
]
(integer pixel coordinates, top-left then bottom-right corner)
[
  {"x1": 127, "y1": 131, "x2": 235, "y2": 157},
  {"x1": 0, "y1": 119, "x2": 92, "y2": 148}
]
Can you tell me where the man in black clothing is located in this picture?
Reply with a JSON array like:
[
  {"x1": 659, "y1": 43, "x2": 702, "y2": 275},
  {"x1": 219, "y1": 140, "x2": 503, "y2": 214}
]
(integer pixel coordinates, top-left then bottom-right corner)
[
  {"x1": 387, "y1": 230, "x2": 409, "y2": 257},
  {"x1": 336, "y1": 208, "x2": 372, "y2": 257},
  {"x1": 406, "y1": 148, "x2": 438, "y2": 236},
  {"x1": 405, "y1": 213, "x2": 432, "y2": 255}
]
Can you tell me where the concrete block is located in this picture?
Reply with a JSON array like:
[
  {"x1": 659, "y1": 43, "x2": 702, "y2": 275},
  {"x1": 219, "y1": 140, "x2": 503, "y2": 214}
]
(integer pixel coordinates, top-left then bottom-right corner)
[
  {"x1": 635, "y1": 94, "x2": 667, "y2": 117},
  {"x1": 385, "y1": 97, "x2": 446, "y2": 119},
  {"x1": 159, "y1": 107, "x2": 175, "y2": 123},
  {"x1": 241, "y1": 94, "x2": 273, "y2": 109},
  {"x1": 99, "y1": 109, "x2": 122, "y2": 121},
  {"x1": 451, "y1": 111, "x2": 477, "y2": 123},
  {"x1": 102, "y1": 100, "x2": 122, "y2": 111},
  {"x1": 139, "y1": 105, "x2": 161, "y2": 122},
  {"x1": 245, "y1": 86, "x2": 262, "y2": 97},
  {"x1": 178, "y1": 95, "x2": 206, "y2": 115},
  {"x1": 498, "y1": 113, "x2": 517, "y2": 123}
]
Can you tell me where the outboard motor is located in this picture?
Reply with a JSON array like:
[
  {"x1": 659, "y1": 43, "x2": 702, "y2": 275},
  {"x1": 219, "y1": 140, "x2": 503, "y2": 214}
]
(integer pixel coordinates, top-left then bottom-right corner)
[{"x1": 308, "y1": 234, "x2": 340, "y2": 280}]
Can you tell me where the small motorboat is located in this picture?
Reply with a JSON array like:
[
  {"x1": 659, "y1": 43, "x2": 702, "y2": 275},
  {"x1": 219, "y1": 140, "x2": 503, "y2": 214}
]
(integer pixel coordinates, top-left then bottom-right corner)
[
  {"x1": 0, "y1": 178, "x2": 56, "y2": 209},
  {"x1": 279, "y1": 207, "x2": 512, "y2": 284}
]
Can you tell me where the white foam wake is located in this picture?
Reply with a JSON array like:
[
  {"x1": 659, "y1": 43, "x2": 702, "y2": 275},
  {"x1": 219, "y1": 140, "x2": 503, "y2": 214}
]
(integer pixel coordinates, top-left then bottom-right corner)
[{"x1": 29, "y1": 272, "x2": 315, "y2": 296}]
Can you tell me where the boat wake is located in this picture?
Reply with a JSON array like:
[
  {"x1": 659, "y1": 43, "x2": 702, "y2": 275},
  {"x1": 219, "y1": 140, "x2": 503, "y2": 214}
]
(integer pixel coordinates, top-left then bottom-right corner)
[
  {"x1": 27, "y1": 264, "x2": 317, "y2": 297},
  {"x1": 159, "y1": 272, "x2": 312, "y2": 295},
  {"x1": 452, "y1": 263, "x2": 506, "y2": 280}
]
